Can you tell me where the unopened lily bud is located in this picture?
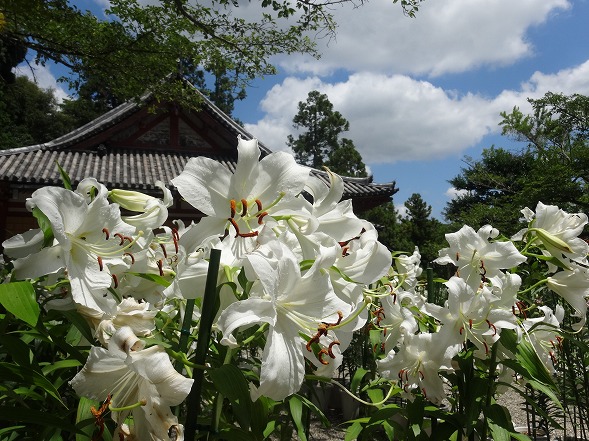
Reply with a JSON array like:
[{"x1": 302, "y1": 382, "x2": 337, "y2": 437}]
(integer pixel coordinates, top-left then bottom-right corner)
[
  {"x1": 109, "y1": 189, "x2": 156, "y2": 212},
  {"x1": 530, "y1": 227, "x2": 573, "y2": 254}
]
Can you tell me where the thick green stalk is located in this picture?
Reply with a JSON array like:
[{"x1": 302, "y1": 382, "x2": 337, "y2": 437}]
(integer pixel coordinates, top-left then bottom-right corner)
[
  {"x1": 480, "y1": 341, "x2": 499, "y2": 441},
  {"x1": 184, "y1": 248, "x2": 222, "y2": 441}
]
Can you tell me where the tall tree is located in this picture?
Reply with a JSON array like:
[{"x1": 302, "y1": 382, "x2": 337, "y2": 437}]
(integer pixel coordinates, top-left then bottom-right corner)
[
  {"x1": 445, "y1": 92, "x2": 589, "y2": 235},
  {"x1": 287, "y1": 90, "x2": 367, "y2": 177},
  {"x1": 0, "y1": 76, "x2": 77, "y2": 148},
  {"x1": 1, "y1": 1, "x2": 421, "y2": 107},
  {"x1": 400, "y1": 193, "x2": 446, "y2": 265}
]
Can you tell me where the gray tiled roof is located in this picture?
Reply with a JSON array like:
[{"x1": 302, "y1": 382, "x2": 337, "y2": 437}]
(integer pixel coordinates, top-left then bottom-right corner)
[{"x1": 0, "y1": 87, "x2": 397, "y2": 202}]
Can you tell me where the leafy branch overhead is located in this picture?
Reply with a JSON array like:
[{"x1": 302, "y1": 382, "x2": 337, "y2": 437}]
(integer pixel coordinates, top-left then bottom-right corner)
[{"x1": 1, "y1": 0, "x2": 423, "y2": 106}]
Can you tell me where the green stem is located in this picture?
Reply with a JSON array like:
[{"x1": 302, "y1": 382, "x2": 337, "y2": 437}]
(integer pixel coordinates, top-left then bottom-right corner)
[
  {"x1": 212, "y1": 347, "x2": 235, "y2": 434},
  {"x1": 481, "y1": 342, "x2": 499, "y2": 441},
  {"x1": 184, "y1": 249, "x2": 222, "y2": 441},
  {"x1": 518, "y1": 278, "x2": 548, "y2": 295}
]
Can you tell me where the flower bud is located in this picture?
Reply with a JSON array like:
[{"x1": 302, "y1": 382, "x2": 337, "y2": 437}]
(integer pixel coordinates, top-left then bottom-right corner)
[{"x1": 530, "y1": 227, "x2": 573, "y2": 254}]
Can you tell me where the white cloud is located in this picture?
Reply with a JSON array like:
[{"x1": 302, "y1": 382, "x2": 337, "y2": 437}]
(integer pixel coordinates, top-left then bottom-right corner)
[
  {"x1": 245, "y1": 59, "x2": 589, "y2": 165},
  {"x1": 445, "y1": 187, "x2": 468, "y2": 199},
  {"x1": 275, "y1": 0, "x2": 570, "y2": 77},
  {"x1": 16, "y1": 63, "x2": 70, "y2": 104},
  {"x1": 395, "y1": 203, "x2": 409, "y2": 219}
]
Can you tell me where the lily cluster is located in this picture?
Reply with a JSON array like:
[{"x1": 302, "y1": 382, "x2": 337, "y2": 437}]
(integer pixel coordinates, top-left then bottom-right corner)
[
  {"x1": 374, "y1": 203, "x2": 589, "y2": 405},
  {"x1": 3, "y1": 135, "x2": 589, "y2": 439},
  {"x1": 2, "y1": 137, "x2": 391, "y2": 439}
]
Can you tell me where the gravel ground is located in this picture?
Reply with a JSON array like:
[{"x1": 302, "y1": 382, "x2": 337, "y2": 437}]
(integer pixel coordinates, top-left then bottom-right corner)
[{"x1": 302, "y1": 387, "x2": 586, "y2": 440}]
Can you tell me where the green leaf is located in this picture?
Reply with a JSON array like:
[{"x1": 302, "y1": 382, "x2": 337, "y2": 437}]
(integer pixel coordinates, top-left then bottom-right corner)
[
  {"x1": 126, "y1": 272, "x2": 171, "y2": 287},
  {"x1": 288, "y1": 395, "x2": 307, "y2": 441},
  {"x1": 32, "y1": 206, "x2": 55, "y2": 247},
  {"x1": 41, "y1": 359, "x2": 82, "y2": 376},
  {"x1": 0, "y1": 281, "x2": 40, "y2": 326},
  {"x1": 0, "y1": 362, "x2": 65, "y2": 406},
  {"x1": 0, "y1": 426, "x2": 25, "y2": 436},
  {"x1": 349, "y1": 367, "x2": 369, "y2": 395},
  {"x1": 485, "y1": 404, "x2": 514, "y2": 441},
  {"x1": 60, "y1": 309, "x2": 95, "y2": 344},
  {"x1": 345, "y1": 421, "x2": 364, "y2": 441},
  {"x1": 366, "y1": 387, "x2": 384, "y2": 405},
  {"x1": 56, "y1": 161, "x2": 72, "y2": 190},
  {"x1": 0, "y1": 406, "x2": 78, "y2": 432},
  {"x1": 0, "y1": 334, "x2": 33, "y2": 367},
  {"x1": 209, "y1": 364, "x2": 252, "y2": 429}
]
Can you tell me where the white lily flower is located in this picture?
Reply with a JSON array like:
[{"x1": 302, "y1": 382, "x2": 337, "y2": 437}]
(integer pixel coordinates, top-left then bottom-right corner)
[
  {"x1": 521, "y1": 305, "x2": 563, "y2": 373},
  {"x1": 94, "y1": 298, "x2": 157, "y2": 347},
  {"x1": 330, "y1": 222, "x2": 391, "y2": 304},
  {"x1": 435, "y1": 225, "x2": 526, "y2": 290},
  {"x1": 547, "y1": 268, "x2": 589, "y2": 330},
  {"x1": 70, "y1": 327, "x2": 193, "y2": 441},
  {"x1": 2, "y1": 228, "x2": 44, "y2": 259},
  {"x1": 171, "y1": 136, "x2": 309, "y2": 254},
  {"x1": 378, "y1": 332, "x2": 458, "y2": 404},
  {"x1": 12, "y1": 186, "x2": 137, "y2": 314},
  {"x1": 302, "y1": 170, "x2": 367, "y2": 241},
  {"x1": 379, "y1": 291, "x2": 419, "y2": 353},
  {"x1": 110, "y1": 181, "x2": 173, "y2": 231},
  {"x1": 520, "y1": 202, "x2": 589, "y2": 269},
  {"x1": 426, "y1": 277, "x2": 518, "y2": 355},
  {"x1": 216, "y1": 239, "x2": 352, "y2": 401}
]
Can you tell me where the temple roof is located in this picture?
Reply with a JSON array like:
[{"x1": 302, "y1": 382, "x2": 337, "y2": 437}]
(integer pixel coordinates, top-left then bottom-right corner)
[{"x1": 0, "y1": 87, "x2": 396, "y2": 209}]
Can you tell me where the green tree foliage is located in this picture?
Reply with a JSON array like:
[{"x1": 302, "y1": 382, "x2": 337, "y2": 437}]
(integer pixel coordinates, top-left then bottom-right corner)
[
  {"x1": 445, "y1": 92, "x2": 589, "y2": 235},
  {"x1": 287, "y1": 90, "x2": 367, "y2": 176},
  {"x1": 398, "y1": 193, "x2": 448, "y2": 265},
  {"x1": 361, "y1": 194, "x2": 447, "y2": 267},
  {"x1": 0, "y1": 76, "x2": 77, "y2": 148},
  {"x1": 1, "y1": 0, "x2": 420, "y2": 107}
]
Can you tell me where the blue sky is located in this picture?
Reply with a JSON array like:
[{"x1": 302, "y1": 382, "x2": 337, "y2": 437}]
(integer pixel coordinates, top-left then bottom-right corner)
[{"x1": 20, "y1": 0, "x2": 589, "y2": 220}]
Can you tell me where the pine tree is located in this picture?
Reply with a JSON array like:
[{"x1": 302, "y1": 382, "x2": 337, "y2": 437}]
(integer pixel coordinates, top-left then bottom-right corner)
[{"x1": 287, "y1": 90, "x2": 367, "y2": 177}]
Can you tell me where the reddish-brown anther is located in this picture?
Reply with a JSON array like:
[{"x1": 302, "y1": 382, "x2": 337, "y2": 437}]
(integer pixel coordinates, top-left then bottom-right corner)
[
  {"x1": 486, "y1": 319, "x2": 497, "y2": 336},
  {"x1": 257, "y1": 212, "x2": 268, "y2": 224},
  {"x1": 97, "y1": 256, "x2": 103, "y2": 271},
  {"x1": 317, "y1": 349, "x2": 330, "y2": 365},
  {"x1": 90, "y1": 394, "x2": 111, "y2": 441},
  {"x1": 172, "y1": 228, "x2": 180, "y2": 254},
  {"x1": 114, "y1": 232, "x2": 126, "y2": 245},
  {"x1": 102, "y1": 228, "x2": 110, "y2": 240},
  {"x1": 240, "y1": 199, "x2": 248, "y2": 217},
  {"x1": 327, "y1": 341, "x2": 340, "y2": 358}
]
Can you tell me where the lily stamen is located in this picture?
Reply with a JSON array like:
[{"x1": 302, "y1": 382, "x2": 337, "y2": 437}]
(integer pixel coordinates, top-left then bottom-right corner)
[
  {"x1": 124, "y1": 252, "x2": 135, "y2": 264},
  {"x1": 97, "y1": 256, "x2": 103, "y2": 271},
  {"x1": 486, "y1": 319, "x2": 497, "y2": 336},
  {"x1": 156, "y1": 259, "x2": 164, "y2": 276},
  {"x1": 230, "y1": 199, "x2": 237, "y2": 218},
  {"x1": 240, "y1": 199, "x2": 248, "y2": 217},
  {"x1": 112, "y1": 274, "x2": 119, "y2": 288},
  {"x1": 328, "y1": 341, "x2": 340, "y2": 358},
  {"x1": 160, "y1": 243, "x2": 168, "y2": 258},
  {"x1": 102, "y1": 228, "x2": 110, "y2": 240},
  {"x1": 257, "y1": 212, "x2": 268, "y2": 224},
  {"x1": 255, "y1": 199, "x2": 263, "y2": 212},
  {"x1": 317, "y1": 349, "x2": 330, "y2": 365},
  {"x1": 172, "y1": 228, "x2": 180, "y2": 253},
  {"x1": 114, "y1": 233, "x2": 126, "y2": 245}
]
